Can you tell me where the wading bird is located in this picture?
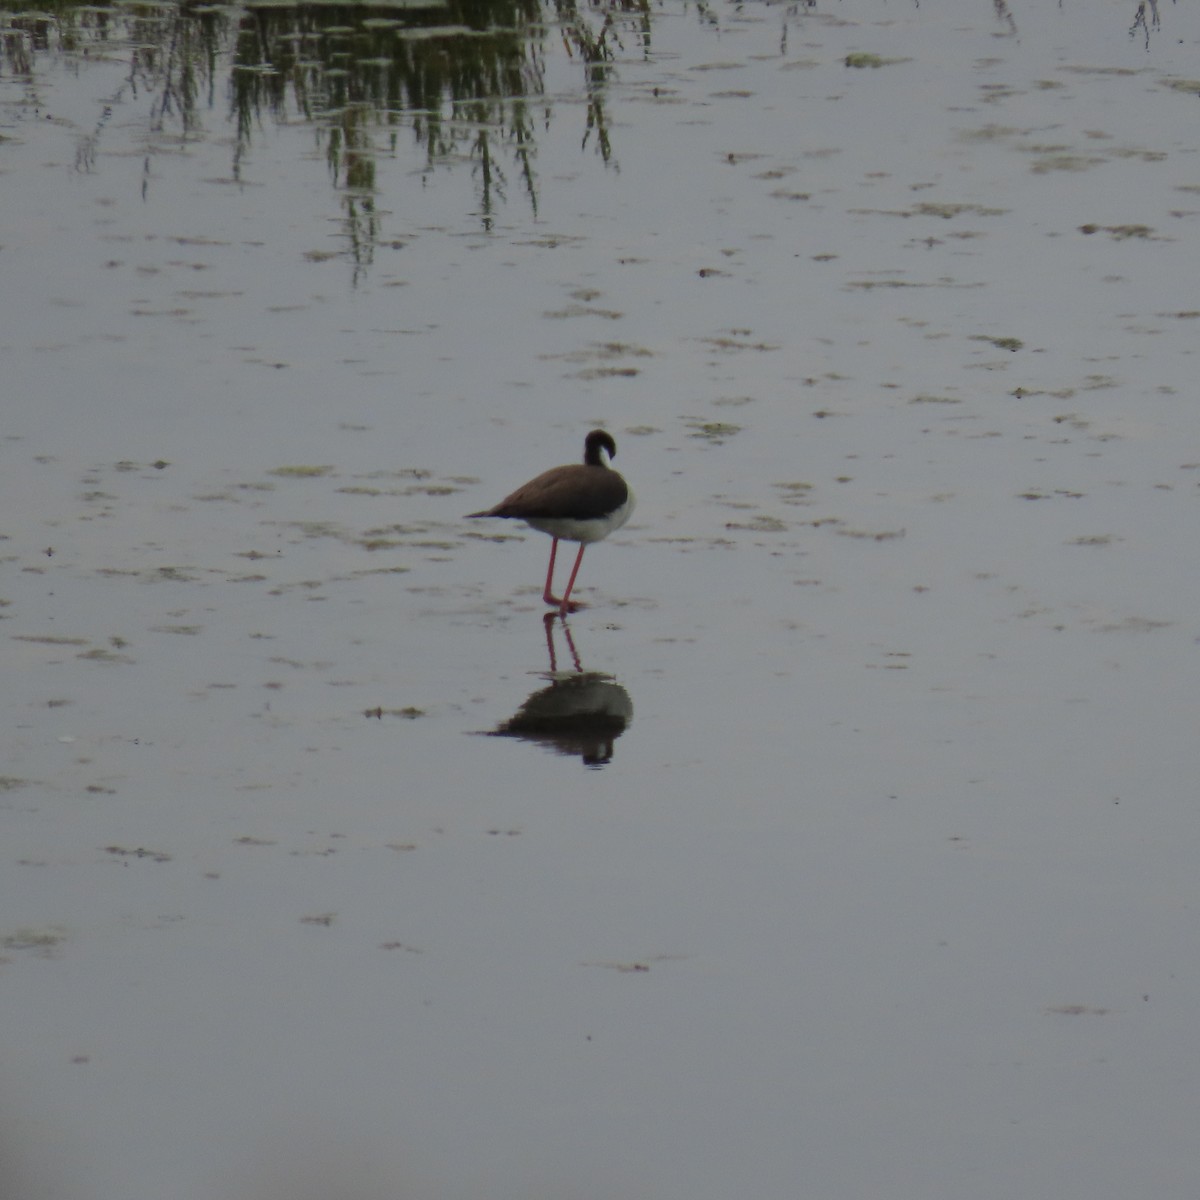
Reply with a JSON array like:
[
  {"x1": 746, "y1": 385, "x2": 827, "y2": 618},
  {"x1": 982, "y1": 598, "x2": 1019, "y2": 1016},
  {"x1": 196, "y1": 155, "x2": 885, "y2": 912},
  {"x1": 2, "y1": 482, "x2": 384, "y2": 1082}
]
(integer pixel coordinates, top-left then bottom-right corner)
[{"x1": 467, "y1": 429, "x2": 634, "y2": 614}]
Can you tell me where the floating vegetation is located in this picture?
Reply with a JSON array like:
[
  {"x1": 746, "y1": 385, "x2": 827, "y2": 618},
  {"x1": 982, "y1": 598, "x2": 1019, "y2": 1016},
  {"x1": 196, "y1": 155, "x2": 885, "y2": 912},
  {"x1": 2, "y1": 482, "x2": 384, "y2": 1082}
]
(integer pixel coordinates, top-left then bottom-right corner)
[
  {"x1": 114, "y1": 459, "x2": 171, "y2": 472},
  {"x1": 12, "y1": 634, "x2": 90, "y2": 646},
  {"x1": 1030, "y1": 154, "x2": 1104, "y2": 174},
  {"x1": 1092, "y1": 616, "x2": 1172, "y2": 634},
  {"x1": 971, "y1": 335, "x2": 1023, "y2": 352},
  {"x1": 77, "y1": 647, "x2": 136, "y2": 664},
  {"x1": 275, "y1": 520, "x2": 345, "y2": 540},
  {"x1": 2, "y1": 927, "x2": 68, "y2": 952},
  {"x1": 576, "y1": 367, "x2": 641, "y2": 379},
  {"x1": 844, "y1": 52, "x2": 908, "y2": 69},
  {"x1": 773, "y1": 481, "x2": 815, "y2": 505},
  {"x1": 1058, "y1": 65, "x2": 1138, "y2": 77},
  {"x1": 685, "y1": 420, "x2": 741, "y2": 443},
  {"x1": 846, "y1": 279, "x2": 926, "y2": 290},
  {"x1": 300, "y1": 913, "x2": 336, "y2": 926},
  {"x1": 352, "y1": 481, "x2": 458, "y2": 498},
  {"x1": 911, "y1": 201, "x2": 1006, "y2": 220},
  {"x1": 353, "y1": 565, "x2": 412, "y2": 577},
  {"x1": 957, "y1": 123, "x2": 1021, "y2": 142},
  {"x1": 1079, "y1": 223, "x2": 1157, "y2": 240},
  {"x1": 269, "y1": 465, "x2": 335, "y2": 478},
  {"x1": 1109, "y1": 147, "x2": 1166, "y2": 163},
  {"x1": 835, "y1": 527, "x2": 905, "y2": 542},
  {"x1": 540, "y1": 342, "x2": 650, "y2": 372},
  {"x1": 699, "y1": 333, "x2": 779, "y2": 352},
  {"x1": 868, "y1": 651, "x2": 911, "y2": 671},
  {"x1": 726, "y1": 514, "x2": 787, "y2": 533},
  {"x1": 909, "y1": 393, "x2": 962, "y2": 405},
  {"x1": 106, "y1": 845, "x2": 172, "y2": 862},
  {"x1": 543, "y1": 305, "x2": 624, "y2": 321}
]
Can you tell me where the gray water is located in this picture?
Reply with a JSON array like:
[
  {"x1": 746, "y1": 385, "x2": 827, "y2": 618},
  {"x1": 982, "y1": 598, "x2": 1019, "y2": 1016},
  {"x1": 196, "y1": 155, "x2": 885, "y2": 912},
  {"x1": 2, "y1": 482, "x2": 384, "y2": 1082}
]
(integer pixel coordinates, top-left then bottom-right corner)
[{"x1": 3, "y1": 1, "x2": 1200, "y2": 1197}]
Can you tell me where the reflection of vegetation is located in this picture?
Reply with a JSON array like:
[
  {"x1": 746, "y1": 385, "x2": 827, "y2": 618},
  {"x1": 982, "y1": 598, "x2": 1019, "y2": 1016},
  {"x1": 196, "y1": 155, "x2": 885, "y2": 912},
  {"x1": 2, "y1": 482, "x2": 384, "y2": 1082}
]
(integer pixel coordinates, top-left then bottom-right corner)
[
  {"x1": 992, "y1": 0, "x2": 1016, "y2": 37},
  {"x1": 1, "y1": 0, "x2": 651, "y2": 246},
  {"x1": 231, "y1": 2, "x2": 542, "y2": 186},
  {"x1": 1129, "y1": 0, "x2": 1159, "y2": 50}
]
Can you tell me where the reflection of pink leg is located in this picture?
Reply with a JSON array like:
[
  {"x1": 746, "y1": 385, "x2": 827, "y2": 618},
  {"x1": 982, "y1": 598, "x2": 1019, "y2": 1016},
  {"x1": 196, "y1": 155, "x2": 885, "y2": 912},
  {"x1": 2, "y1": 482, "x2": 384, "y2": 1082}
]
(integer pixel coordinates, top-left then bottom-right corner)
[
  {"x1": 560, "y1": 613, "x2": 582, "y2": 671},
  {"x1": 559, "y1": 544, "x2": 587, "y2": 614},
  {"x1": 543, "y1": 609, "x2": 582, "y2": 672},
  {"x1": 542, "y1": 538, "x2": 560, "y2": 606}
]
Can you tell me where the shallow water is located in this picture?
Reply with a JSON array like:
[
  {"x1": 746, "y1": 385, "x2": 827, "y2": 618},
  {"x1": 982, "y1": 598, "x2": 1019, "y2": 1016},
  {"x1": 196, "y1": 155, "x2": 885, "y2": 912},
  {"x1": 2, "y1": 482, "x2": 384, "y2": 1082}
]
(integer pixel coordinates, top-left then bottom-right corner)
[{"x1": 3, "y1": 1, "x2": 1200, "y2": 1197}]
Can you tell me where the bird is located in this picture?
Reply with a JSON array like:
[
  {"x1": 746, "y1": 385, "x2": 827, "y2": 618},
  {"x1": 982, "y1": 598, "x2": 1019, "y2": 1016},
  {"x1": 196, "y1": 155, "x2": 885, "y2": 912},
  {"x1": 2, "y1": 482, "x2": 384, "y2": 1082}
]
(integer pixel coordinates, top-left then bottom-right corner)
[{"x1": 467, "y1": 429, "x2": 634, "y2": 614}]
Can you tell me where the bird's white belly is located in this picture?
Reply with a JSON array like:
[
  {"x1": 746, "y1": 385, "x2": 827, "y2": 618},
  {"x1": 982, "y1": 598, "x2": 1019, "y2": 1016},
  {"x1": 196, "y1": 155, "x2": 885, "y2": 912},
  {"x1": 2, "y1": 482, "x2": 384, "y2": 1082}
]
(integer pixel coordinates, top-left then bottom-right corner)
[{"x1": 526, "y1": 488, "x2": 634, "y2": 544}]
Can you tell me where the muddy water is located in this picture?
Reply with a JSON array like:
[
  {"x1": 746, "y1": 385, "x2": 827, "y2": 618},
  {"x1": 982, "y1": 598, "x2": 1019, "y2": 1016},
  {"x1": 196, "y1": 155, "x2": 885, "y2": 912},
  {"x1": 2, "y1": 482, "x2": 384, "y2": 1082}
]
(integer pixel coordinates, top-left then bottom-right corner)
[{"x1": 3, "y1": 2, "x2": 1200, "y2": 1198}]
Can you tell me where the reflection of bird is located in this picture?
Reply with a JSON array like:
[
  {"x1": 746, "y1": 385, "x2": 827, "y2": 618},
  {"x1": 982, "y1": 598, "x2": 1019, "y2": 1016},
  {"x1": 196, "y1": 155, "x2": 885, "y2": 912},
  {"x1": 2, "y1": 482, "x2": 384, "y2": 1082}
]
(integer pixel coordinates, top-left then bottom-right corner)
[
  {"x1": 467, "y1": 429, "x2": 634, "y2": 613},
  {"x1": 484, "y1": 613, "x2": 634, "y2": 766},
  {"x1": 492, "y1": 673, "x2": 634, "y2": 767}
]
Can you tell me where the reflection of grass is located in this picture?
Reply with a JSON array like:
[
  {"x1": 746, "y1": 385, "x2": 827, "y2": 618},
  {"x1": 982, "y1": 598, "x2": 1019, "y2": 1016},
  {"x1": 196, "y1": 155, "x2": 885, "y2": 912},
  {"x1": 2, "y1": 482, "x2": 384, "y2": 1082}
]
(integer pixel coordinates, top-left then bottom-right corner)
[
  {"x1": 226, "y1": 0, "x2": 648, "y2": 229},
  {"x1": 3, "y1": 0, "x2": 651, "y2": 246}
]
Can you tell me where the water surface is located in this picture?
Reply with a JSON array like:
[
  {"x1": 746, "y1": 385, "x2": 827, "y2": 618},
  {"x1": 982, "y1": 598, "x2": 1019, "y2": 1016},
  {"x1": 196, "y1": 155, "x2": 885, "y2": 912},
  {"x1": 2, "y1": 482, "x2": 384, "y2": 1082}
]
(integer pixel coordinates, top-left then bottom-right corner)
[{"x1": 3, "y1": 2, "x2": 1200, "y2": 1197}]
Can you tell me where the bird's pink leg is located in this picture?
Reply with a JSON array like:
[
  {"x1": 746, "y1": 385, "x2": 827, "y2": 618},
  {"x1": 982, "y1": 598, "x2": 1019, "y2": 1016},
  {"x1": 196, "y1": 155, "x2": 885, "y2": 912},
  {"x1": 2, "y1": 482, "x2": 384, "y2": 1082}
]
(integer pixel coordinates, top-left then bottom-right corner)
[
  {"x1": 542, "y1": 538, "x2": 561, "y2": 607},
  {"x1": 558, "y1": 544, "x2": 587, "y2": 614}
]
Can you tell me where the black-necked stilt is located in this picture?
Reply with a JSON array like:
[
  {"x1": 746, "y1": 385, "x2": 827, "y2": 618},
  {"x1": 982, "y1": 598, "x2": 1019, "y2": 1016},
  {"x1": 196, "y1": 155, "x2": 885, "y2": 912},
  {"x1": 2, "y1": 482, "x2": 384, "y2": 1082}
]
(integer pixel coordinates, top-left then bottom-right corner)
[{"x1": 467, "y1": 429, "x2": 634, "y2": 614}]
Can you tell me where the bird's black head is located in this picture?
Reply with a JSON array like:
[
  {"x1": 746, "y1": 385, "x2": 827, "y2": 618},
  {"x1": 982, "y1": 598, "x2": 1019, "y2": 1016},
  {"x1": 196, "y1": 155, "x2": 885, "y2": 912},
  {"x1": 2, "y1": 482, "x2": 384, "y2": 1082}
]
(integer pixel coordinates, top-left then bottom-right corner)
[{"x1": 583, "y1": 429, "x2": 617, "y2": 466}]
